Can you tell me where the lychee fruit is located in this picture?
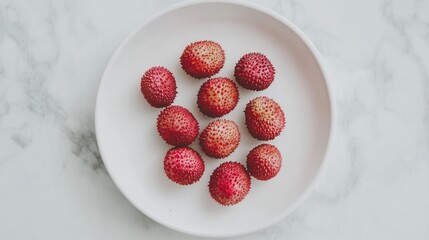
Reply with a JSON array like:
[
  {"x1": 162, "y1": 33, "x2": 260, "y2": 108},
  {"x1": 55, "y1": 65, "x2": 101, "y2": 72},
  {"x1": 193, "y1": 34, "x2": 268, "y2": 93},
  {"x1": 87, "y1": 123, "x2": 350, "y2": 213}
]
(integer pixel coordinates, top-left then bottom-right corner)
[
  {"x1": 244, "y1": 96, "x2": 285, "y2": 140},
  {"x1": 199, "y1": 119, "x2": 240, "y2": 159},
  {"x1": 140, "y1": 66, "x2": 177, "y2": 108},
  {"x1": 234, "y1": 53, "x2": 275, "y2": 91},
  {"x1": 209, "y1": 162, "x2": 251, "y2": 206},
  {"x1": 180, "y1": 40, "x2": 225, "y2": 79},
  {"x1": 247, "y1": 144, "x2": 282, "y2": 181},
  {"x1": 164, "y1": 147, "x2": 205, "y2": 185},
  {"x1": 197, "y1": 77, "x2": 239, "y2": 117},
  {"x1": 157, "y1": 106, "x2": 199, "y2": 146}
]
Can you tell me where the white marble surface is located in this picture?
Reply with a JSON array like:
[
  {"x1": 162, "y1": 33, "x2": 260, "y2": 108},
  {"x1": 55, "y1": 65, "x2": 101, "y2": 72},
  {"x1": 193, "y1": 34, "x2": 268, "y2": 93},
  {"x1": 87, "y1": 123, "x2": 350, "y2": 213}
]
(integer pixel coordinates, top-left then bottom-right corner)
[{"x1": 0, "y1": 0, "x2": 428, "y2": 239}]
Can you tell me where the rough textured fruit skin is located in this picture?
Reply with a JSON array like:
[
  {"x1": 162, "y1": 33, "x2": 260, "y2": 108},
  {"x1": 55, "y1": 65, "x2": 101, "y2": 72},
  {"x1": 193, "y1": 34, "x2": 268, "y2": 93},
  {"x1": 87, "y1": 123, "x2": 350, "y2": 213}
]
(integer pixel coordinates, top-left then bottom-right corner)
[
  {"x1": 234, "y1": 53, "x2": 275, "y2": 91},
  {"x1": 164, "y1": 147, "x2": 205, "y2": 185},
  {"x1": 199, "y1": 119, "x2": 240, "y2": 158},
  {"x1": 157, "y1": 106, "x2": 199, "y2": 146},
  {"x1": 246, "y1": 144, "x2": 282, "y2": 181},
  {"x1": 140, "y1": 66, "x2": 177, "y2": 108},
  {"x1": 180, "y1": 40, "x2": 225, "y2": 79},
  {"x1": 209, "y1": 162, "x2": 251, "y2": 206},
  {"x1": 244, "y1": 96, "x2": 285, "y2": 140},
  {"x1": 197, "y1": 77, "x2": 239, "y2": 117}
]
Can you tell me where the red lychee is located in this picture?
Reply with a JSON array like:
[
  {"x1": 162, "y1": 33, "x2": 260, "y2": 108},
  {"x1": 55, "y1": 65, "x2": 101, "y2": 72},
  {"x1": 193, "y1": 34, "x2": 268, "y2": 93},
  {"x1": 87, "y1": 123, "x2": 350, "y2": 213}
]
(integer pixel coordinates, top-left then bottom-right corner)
[
  {"x1": 209, "y1": 162, "x2": 251, "y2": 206},
  {"x1": 234, "y1": 53, "x2": 275, "y2": 91},
  {"x1": 140, "y1": 66, "x2": 177, "y2": 108},
  {"x1": 157, "y1": 106, "x2": 199, "y2": 146},
  {"x1": 199, "y1": 119, "x2": 240, "y2": 159},
  {"x1": 197, "y1": 77, "x2": 239, "y2": 118},
  {"x1": 247, "y1": 144, "x2": 282, "y2": 181},
  {"x1": 244, "y1": 96, "x2": 285, "y2": 141},
  {"x1": 164, "y1": 147, "x2": 205, "y2": 185},
  {"x1": 180, "y1": 40, "x2": 225, "y2": 79}
]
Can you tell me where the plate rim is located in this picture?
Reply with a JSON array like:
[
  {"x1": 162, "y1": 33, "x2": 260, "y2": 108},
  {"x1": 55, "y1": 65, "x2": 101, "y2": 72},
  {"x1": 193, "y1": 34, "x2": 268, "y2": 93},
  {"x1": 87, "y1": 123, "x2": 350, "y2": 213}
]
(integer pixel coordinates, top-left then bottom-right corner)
[{"x1": 95, "y1": 0, "x2": 336, "y2": 238}]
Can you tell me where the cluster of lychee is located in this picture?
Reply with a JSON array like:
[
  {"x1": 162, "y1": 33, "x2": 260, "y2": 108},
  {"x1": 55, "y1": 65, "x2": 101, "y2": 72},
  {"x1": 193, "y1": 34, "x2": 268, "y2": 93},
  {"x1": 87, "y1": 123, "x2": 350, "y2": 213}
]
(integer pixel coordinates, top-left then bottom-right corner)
[{"x1": 140, "y1": 40, "x2": 286, "y2": 206}]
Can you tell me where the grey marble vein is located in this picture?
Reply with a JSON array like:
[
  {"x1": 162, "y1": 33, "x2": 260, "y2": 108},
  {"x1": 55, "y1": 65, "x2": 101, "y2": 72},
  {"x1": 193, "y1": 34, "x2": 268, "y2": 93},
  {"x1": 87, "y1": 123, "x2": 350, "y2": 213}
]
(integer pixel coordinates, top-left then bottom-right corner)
[{"x1": 64, "y1": 122, "x2": 105, "y2": 173}]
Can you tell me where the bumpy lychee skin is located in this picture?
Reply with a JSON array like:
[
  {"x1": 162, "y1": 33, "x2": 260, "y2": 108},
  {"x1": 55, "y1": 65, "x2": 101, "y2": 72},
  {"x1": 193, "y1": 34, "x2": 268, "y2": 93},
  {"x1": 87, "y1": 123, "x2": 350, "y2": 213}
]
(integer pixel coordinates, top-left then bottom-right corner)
[
  {"x1": 157, "y1": 106, "x2": 199, "y2": 146},
  {"x1": 247, "y1": 144, "x2": 282, "y2": 181},
  {"x1": 197, "y1": 77, "x2": 239, "y2": 117},
  {"x1": 199, "y1": 119, "x2": 240, "y2": 159},
  {"x1": 140, "y1": 66, "x2": 177, "y2": 108},
  {"x1": 209, "y1": 162, "x2": 251, "y2": 206},
  {"x1": 180, "y1": 40, "x2": 225, "y2": 79},
  {"x1": 245, "y1": 96, "x2": 285, "y2": 141},
  {"x1": 234, "y1": 53, "x2": 275, "y2": 91},
  {"x1": 164, "y1": 147, "x2": 205, "y2": 185}
]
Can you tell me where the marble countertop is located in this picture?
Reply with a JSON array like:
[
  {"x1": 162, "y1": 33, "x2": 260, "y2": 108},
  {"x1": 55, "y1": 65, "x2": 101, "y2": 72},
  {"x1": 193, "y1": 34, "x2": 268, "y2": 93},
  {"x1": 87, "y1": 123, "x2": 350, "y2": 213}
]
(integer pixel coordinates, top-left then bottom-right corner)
[{"x1": 1, "y1": 0, "x2": 428, "y2": 239}]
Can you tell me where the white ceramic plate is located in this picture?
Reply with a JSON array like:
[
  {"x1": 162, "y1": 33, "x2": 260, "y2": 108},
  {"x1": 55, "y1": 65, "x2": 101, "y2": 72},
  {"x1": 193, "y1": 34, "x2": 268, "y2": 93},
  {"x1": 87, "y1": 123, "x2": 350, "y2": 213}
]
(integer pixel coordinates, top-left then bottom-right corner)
[{"x1": 95, "y1": 0, "x2": 334, "y2": 238}]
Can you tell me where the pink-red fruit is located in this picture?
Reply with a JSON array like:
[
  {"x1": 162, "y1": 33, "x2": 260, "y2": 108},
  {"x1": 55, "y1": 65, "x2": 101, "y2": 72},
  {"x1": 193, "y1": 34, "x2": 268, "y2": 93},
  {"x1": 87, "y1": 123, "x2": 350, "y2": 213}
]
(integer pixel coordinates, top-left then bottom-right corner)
[
  {"x1": 197, "y1": 77, "x2": 239, "y2": 117},
  {"x1": 180, "y1": 40, "x2": 225, "y2": 79},
  {"x1": 209, "y1": 162, "x2": 251, "y2": 206},
  {"x1": 244, "y1": 96, "x2": 285, "y2": 140},
  {"x1": 157, "y1": 106, "x2": 199, "y2": 146},
  {"x1": 164, "y1": 147, "x2": 205, "y2": 185},
  {"x1": 199, "y1": 119, "x2": 240, "y2": 159},
  {"x1": 140, "y1": 66, "x2": 177, "y2": 108},
  {"x1": 247, "y1": 144, "x2": 282, "y2": 181},
  {"x1": 234, "y1": 53, "x2": 275, "y2": 91}
]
